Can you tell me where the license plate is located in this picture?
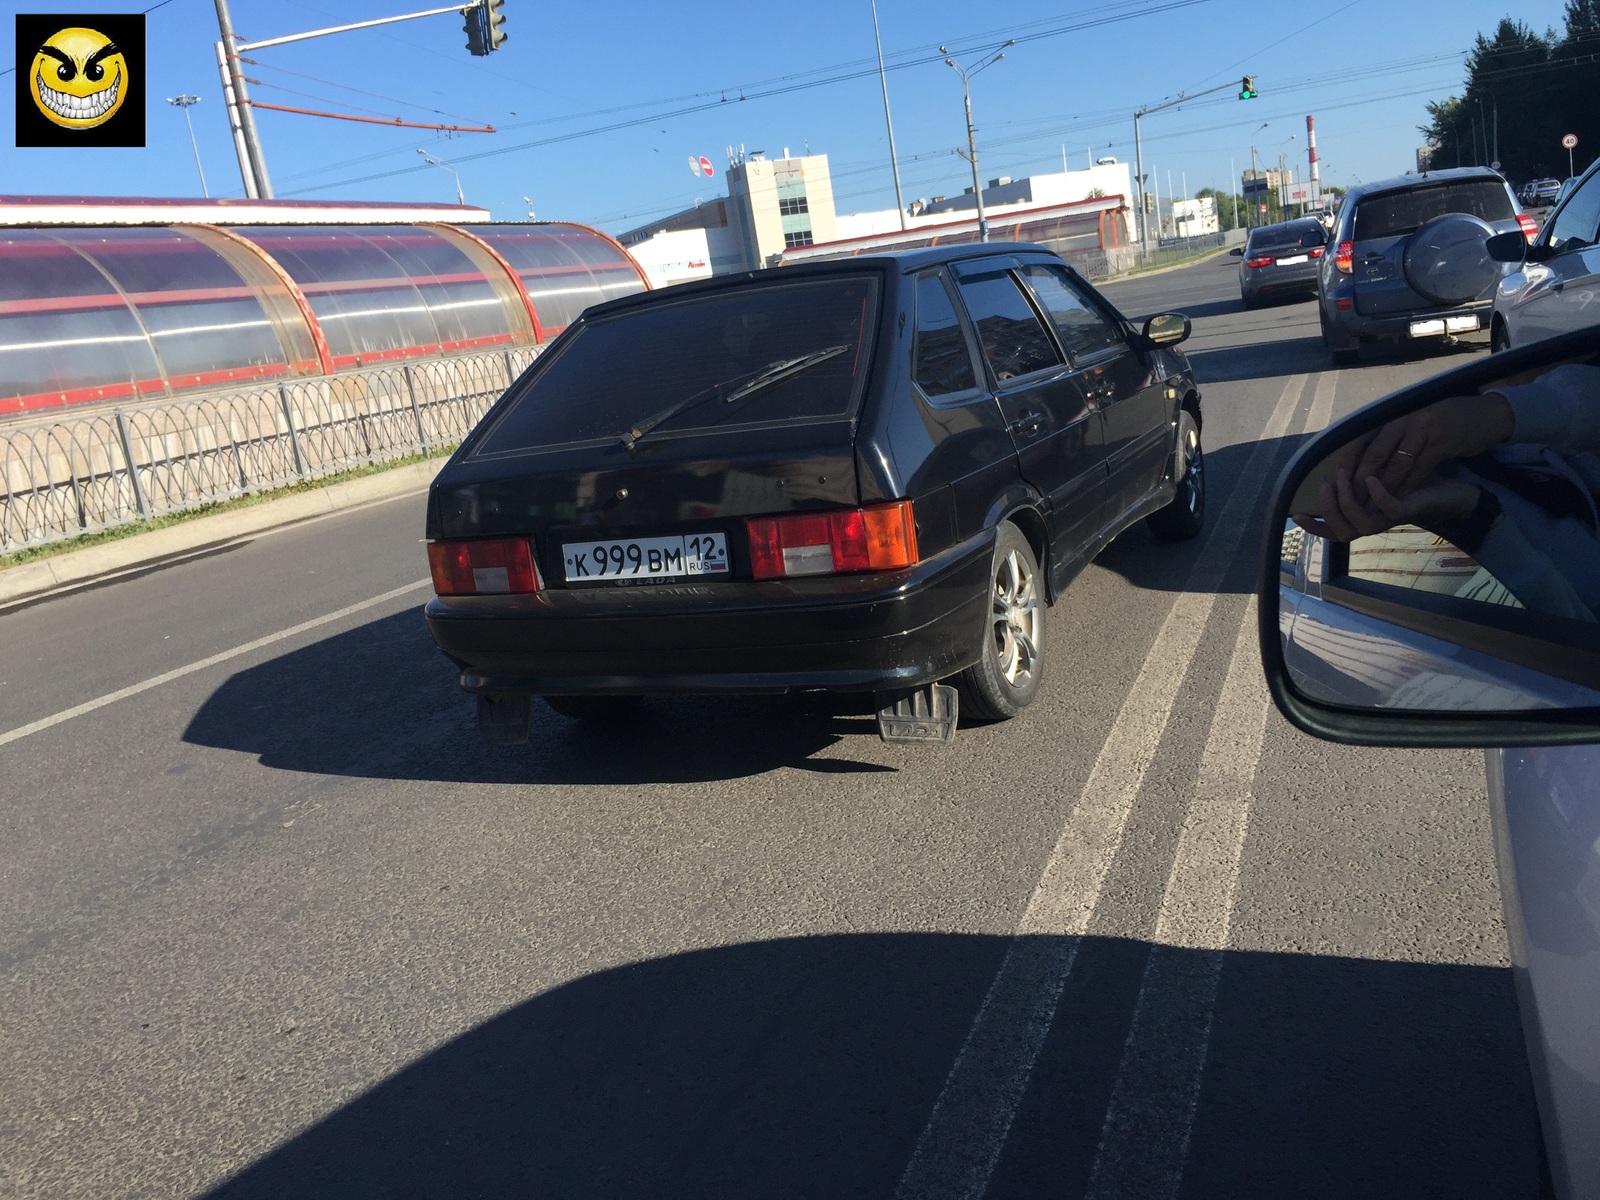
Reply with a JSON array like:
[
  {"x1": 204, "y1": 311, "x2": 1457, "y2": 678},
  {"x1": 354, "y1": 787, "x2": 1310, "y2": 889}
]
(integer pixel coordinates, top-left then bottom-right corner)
[
  {"x1": 1409, "y1": 315, "x2": 1479, "y2": 337},
  {"x1": 562, "y1": 532, "x2": 729, "y2": 584},
  {"x1": 1277, "y1": 254, "x2": 1308, "y2": 265}
]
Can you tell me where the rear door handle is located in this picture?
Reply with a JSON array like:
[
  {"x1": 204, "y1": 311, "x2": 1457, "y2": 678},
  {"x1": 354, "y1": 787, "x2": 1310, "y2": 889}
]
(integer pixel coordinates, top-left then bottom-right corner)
[{"x1": 1010, "y1": 410, "x2": 1045, "y2": 435}]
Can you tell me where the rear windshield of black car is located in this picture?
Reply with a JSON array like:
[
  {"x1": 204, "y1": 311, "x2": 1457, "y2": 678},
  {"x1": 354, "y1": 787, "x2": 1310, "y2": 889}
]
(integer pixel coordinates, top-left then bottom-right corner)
[
  {"x1": 472, "y1": 276, "x2": 879, "y2": 454},
  {"x1": 1353, "y1": 180, "x2": 1514, "y2": 241},
  {"x1": 1246, "y1": 221, "x2": 1326, "y2": 251}
]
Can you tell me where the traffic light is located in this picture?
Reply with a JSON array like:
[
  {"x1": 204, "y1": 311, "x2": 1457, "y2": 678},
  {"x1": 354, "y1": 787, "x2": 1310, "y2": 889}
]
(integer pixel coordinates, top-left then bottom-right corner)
[
  {"x1": 1239, "y1": 75, "x2": 1258, "y2": 100},
  {"x1": 1143, "y1": 192, "x2": 1154, "y2": 213},
  {"x1": 485, "y1": 0, "x2": 507, "y2": 52},
  {"x1": 464, "y1": 2, "x2": 488, "y2": 55}
]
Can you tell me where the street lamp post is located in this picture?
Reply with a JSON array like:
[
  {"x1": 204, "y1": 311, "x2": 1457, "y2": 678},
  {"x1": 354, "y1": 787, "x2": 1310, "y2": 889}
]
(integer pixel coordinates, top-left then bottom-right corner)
[
  {"x1": 416, "y1": 148, "x2": 465, "y2": 205},
  {"x1": 1247, "y1": 122, "x2": 1268, "y2": 228},
  {"x1": 167, "y1": 93, "x2": 208, "y2": 197},
  {"x1": 941, "y1": 40, "x2": 1012, "y2": 243}
]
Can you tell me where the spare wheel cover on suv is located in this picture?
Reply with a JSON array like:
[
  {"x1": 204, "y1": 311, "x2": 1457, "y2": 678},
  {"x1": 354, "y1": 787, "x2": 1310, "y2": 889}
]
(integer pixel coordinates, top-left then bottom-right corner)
[{"x1": 1401, "y1": 212, "x2": 1500, "y2": 306}]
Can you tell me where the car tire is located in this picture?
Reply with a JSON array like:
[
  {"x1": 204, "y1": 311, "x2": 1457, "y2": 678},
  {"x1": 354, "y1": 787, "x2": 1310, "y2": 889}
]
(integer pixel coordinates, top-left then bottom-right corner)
[
  {"x1": 543, "y1": 694, "x2": 645, "y2": 722},
  {"x1": 957, "y1": 521, "x2": 1045, "y2": 722},
  {"x1": 1322, "y1": 307, "x2": 1360, "y2": 365},
  {"x1": 1240, "y1": 292, "x2": 1256, "y2": 311},
  {"x1": 1491, "y1": 317, "x2": 1510, "y2": 354},
  {"x1": 1147, "y1": 409, "x2": 1205, "y2": 542}
]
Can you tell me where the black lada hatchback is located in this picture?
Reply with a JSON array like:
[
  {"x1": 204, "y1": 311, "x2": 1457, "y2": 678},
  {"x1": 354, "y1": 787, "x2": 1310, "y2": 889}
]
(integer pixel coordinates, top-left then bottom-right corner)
[{"x1": 424, "y1": 243, "x2": 1203, "y2": 744}]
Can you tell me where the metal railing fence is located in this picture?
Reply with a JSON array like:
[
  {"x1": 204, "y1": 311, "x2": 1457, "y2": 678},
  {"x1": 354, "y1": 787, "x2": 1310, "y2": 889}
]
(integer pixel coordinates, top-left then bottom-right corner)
[
  {"x1": 1136, "y1": 230, "x2": 1236, "y2": 271},
  {"x1": 0, "y1": 347, "x2": 539, "y2": 554}
]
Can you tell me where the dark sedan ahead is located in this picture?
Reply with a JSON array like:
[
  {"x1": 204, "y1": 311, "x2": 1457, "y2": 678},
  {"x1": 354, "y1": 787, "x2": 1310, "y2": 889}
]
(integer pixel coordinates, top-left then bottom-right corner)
[
  {"x1": 423, "y1": 243, "x2": 1203, "y2": 745},
  {"x1": 1234, "y1": 218, "x2": 1328, "y2": 308}
]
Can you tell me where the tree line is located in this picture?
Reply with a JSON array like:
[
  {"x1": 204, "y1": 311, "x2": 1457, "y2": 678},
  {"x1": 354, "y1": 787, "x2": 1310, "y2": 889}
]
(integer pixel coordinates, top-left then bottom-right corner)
[{"x1": 1422, "y1": 2, "x2": 1600, "y2": 182}]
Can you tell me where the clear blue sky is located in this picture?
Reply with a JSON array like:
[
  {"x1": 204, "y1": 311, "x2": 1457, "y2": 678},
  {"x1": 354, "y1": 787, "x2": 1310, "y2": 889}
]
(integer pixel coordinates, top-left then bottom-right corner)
[{"x1": 0, "y1": 0, "x2": 1574, "y2": 235}]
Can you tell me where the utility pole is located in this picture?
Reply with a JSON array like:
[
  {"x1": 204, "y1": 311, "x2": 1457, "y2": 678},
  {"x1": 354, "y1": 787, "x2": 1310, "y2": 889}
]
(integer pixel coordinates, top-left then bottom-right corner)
[
  {"x1": 214, "y1": 41, "x2": 254, "y2": 197},
  {"x1": 870, "y1": 1, "x2": 907, "y2": 230},
  {"x1": 942, "y1": 41, "x2": 1011, "y2": 243},
  {"x1": 213, "y1": 0, "x2": 272, "y2": 197},
  {"x1": 167, "y1": 94, "x2": 208, "y2": 197},
  {"x1": 216, "y1": 0, "x2": 495, "y2": 201},
  {"x1": 1135, "y1": 74, "x2": 1257, "y2": 258}
]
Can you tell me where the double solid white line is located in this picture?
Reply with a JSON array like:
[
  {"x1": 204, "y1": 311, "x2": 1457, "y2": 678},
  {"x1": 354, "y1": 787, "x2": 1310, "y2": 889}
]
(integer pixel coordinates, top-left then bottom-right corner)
[{"x1": 896, "y1": 372, "x2": 1331, "y2": 1199}]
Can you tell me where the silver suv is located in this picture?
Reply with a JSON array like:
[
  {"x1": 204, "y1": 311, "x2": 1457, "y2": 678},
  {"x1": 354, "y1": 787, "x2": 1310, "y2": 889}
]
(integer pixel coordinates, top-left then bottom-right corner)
[{"x1": 1317, "y1": 168, "x2": 1534, "y2": 365}]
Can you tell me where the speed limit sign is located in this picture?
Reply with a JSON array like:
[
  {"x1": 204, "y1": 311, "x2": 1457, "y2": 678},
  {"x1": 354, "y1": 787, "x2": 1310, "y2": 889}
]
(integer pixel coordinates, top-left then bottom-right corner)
[{"x1": 1563, "y1": 133, "x2": 1579, "y2": 149}]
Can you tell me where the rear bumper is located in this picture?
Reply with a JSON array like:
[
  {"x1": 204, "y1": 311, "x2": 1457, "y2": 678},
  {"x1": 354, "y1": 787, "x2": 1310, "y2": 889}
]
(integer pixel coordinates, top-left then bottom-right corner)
[
  {"x1": 425, "y1": 529, "x2": 995, "y2": 695},
  {"x1": 1242, "y1": 267, "x2": 1319, "y2": 300},
  {"x1": 1322, "y1": 293, "x2": 1492, "y2": 341}
]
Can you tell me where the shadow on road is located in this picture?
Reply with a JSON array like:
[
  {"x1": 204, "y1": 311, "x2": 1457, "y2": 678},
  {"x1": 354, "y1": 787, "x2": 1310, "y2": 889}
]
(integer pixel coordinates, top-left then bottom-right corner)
[
  {"x1": 183, "y1": 612, "x2": 892, "y2": 783},
  {"x1": 1184, "y1": 335, "x2": 1329, "y2": 384},
  {"x1": 202, "y1": 932, "x2": 1540, "y2": 1200},
  {"x1": 182, "y1": 434, "x2": 1320, "y2": 784},
  {"x1": 1093, "y1": 433, "x2": 1312, "y2": 597}
]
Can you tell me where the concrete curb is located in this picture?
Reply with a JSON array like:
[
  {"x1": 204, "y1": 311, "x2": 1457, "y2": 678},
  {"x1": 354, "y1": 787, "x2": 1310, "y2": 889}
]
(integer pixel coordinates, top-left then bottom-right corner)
[{"x1": 0, "y1": 458, "x2": 445, "y2": 608}]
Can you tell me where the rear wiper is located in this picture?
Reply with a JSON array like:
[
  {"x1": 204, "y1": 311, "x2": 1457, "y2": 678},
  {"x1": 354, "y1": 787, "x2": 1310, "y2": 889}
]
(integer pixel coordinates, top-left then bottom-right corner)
[{"x1": 621, "y1": 344, "x2": 852, "y2": 450}]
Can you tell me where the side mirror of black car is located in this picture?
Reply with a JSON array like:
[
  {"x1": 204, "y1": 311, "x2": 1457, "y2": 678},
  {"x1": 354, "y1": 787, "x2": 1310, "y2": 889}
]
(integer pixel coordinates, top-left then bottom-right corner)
[
  {"x1": 1229, "y1": 247, "x2": 1244, "y2": 257},
  {"x1": 1259, "y1": 323, "x2": 1600, "y2": 747},
  {"x1": 1142, "y1": 312, "x2": 1191, "y2": 346}
]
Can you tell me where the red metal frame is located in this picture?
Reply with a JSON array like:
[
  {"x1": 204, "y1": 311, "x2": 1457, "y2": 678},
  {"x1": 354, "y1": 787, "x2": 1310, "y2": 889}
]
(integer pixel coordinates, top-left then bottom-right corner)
[{"x1": 195, "y1": 223, "x2": 336, "y2": 374}]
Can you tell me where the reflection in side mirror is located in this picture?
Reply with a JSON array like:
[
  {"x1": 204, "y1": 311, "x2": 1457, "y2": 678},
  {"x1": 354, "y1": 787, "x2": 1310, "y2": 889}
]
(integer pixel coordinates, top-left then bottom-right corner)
[
  {"x1": 1230, "y1": 247, "x2": 1244, "y2": 257},
  {"x1": 1143, "y1": 312, "x2": 1191, "y2": 346},
  {"x1": 1486, "y1": 230, "x2": 1529, "y2": 264},
  {"x1": 1259, "y1": 325, "x2": 1600, "y2": 745}
]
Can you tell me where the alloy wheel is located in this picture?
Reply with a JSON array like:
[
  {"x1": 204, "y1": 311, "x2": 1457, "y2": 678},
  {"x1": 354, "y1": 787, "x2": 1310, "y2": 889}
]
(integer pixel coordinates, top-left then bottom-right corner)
[{"x1": 990, "y1": 548, "x2": 1041, "y2": 689}]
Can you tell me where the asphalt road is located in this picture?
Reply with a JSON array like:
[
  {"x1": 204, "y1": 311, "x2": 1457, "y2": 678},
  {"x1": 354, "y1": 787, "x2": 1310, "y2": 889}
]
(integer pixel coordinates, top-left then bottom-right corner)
[{"x1": 0, "y1": 255, "x2": 1544, "y2": 1199}]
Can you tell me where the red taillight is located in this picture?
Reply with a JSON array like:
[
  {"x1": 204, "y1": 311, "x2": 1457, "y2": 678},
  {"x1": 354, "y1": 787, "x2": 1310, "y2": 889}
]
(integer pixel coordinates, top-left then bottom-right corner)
[
  {"x1": 746, "y1": 500, "x2": 919, "y2": 580},
  {"x1": 1517, "y1": 213, "x2": 1539, "y2": 240},
  {"x1": 427, "y1": 538, "x2": 541, "y2": 595},
  {"x1": 1245, "y1": 255, "x2": 1275, "y2": 269},
  {"x1": 1333, "y1": 240, "x2": 1353, "y2": 274},
  {"x1": 1309, "y1": 246, "x2": 1325, "y2": 258}
]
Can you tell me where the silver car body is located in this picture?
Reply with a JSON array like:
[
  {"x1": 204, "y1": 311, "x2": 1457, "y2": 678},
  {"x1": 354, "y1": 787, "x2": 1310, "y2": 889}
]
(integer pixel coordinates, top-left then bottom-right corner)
[
  {"x1": 1279, "y1": 526, "x2": 1600, "y2": 1197},
  {"x1": 1493, "y1": 158, "x2": 1600, "y2": 351}
]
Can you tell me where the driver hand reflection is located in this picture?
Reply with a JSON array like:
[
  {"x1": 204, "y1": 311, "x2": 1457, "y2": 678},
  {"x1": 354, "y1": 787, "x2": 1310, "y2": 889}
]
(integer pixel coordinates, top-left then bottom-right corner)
[{"x1": 1292, "y1": 361, "x2": 1600, "y2": 622}]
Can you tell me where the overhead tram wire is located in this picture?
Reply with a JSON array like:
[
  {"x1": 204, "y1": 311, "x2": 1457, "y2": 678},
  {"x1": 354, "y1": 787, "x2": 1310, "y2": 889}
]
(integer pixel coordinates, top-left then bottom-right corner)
[
  {"x1": 243, "y1": 58, "x2": 492, "y2": 126},
  {"x1": 280, "y1": 0, "x2": 1218, "y2": 196},
  {"x1": 277, "y1": 0, "x2": 1217, "y2": 189}
]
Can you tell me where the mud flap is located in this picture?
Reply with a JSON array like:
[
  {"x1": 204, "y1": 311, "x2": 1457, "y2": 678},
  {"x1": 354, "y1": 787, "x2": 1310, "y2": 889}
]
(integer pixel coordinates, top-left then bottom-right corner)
[
  {"x1": 876, "y1": 683, "x2": 959, "y2": 745},
  {"x1": 477, "y1": 693, "x2": 532, "y2": 745}
]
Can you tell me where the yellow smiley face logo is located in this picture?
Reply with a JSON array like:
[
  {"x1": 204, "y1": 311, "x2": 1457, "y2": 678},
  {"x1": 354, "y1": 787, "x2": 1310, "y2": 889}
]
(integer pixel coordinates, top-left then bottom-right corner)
[{"x1": 31, "y1": 27, "x2": 128, "y2": 130}]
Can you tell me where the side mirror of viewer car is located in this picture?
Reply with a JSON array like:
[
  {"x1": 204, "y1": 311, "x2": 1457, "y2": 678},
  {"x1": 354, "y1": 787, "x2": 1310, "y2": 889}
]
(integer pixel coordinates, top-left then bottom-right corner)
[
  {"x1": 1259, "y1": 323, "x2": 1600, "y2": 747},
  {"x1": 1142, "y1": 312, "x2": 1192, "y2": 346},
  {"x1": 1486, "y1": 230, "x2": 1532, "y2": 264}
]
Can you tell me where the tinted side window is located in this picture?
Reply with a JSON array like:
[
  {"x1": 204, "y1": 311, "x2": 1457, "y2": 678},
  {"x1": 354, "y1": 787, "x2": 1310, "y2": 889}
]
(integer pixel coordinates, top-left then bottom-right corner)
[
  {"x1": 1017, "y1": 264, "x2": 1125, "y2": 362},
  {"x1": 1547, "y1": 174, "x2": 1600, "y2": 255},
  {"x1": 955, "y1": 270, "x2": 1064, "y2": 381},
  {"x1": 912, "y1": 273, "x2": 977, "y2": 396}
]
